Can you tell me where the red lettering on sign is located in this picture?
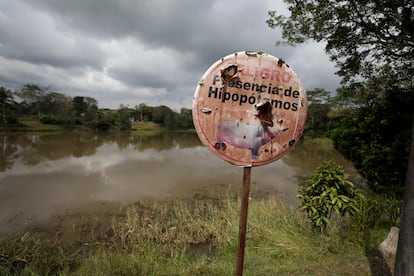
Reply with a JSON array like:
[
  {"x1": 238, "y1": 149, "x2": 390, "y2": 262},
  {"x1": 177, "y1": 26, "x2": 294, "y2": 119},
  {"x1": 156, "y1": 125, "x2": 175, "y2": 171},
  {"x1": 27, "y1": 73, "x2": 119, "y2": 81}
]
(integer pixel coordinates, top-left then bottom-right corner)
[{"x1": 238, "y1": 65, "x2": 291, "y2": 83}]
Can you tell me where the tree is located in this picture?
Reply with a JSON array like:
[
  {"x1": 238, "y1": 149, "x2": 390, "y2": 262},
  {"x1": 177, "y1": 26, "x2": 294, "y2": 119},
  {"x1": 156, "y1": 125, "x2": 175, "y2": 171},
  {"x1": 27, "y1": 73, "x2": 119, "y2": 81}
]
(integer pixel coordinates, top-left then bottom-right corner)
[
  {"x1": 267, "y1": 0, "x2": 413, "y2": 82},
  {"x1": 134, "y1": 103, "x2": 153, "y2": 122},
  {"x1": 177, "y1": 108, "x2": 194, "y2": 129},
  {"x1": 305, "y1": 88, "x2": 332, "y2": 137},
  {"x1": 331, "y1": 69, "x2": 414, "y2": 195},
  {"x1": 116, "y1": 105, "x2": 132, "y2": 131},
  {"x1": 0, "y1": 86, "x2": 15, "y2": 125},
  {"x1": 83, "y1": 97, "x2": 98, "y2": 123},
  {"x1": 38, "y1": 92, "x2": 73, "y2": 124},
  {"x1": 267, "y1": 1, "x2": 413, "y2": 272},
  {"x1": 72, "y1": 96, "x2": 98, "y2": 125},
  {"x1": 152, "y1": 105, "x2": 177, "y2": 128},
  {"x1": 17, "y1": 84, "x2": 47, "y2": 118}
]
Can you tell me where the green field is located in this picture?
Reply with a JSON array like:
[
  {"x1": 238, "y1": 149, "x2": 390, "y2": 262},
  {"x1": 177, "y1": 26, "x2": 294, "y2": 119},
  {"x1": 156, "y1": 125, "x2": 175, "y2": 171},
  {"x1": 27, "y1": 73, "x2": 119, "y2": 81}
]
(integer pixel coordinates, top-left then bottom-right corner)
[{"x1": 130, "y1": 121, "x2": 166, "y2": 134}]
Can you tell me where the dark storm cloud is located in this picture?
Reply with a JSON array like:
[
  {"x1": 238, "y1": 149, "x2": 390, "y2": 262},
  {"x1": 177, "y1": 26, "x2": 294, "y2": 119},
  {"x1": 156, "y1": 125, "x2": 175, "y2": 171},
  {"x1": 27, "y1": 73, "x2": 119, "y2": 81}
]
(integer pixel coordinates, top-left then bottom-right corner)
[
  {"x1": 0, "y1": 0, "x2": 341, "y2": 109},
  {"x1": 0, "y1": 1, "x2": 106, "y2": 69},
  {"x1": 27, "y1": 0, "x2": 215, "y2": 46},
  {"x1": 25, "y1": 0, "x2": 280, "y2": 66}
]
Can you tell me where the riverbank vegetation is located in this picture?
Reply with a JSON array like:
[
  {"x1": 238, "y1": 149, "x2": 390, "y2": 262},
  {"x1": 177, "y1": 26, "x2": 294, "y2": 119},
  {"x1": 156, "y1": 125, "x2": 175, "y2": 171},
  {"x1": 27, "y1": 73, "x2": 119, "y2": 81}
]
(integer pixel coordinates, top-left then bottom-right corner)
[
  {"x1": 268, "y1": 1, "x2": 413, "y2": 271},
  {"x1": 0, "y1": 191, "x2": 396, "y2": 275},
  {"x1": 268, "y1": 0, "x2": 414, "y2": 198},
  {"x1": 0, "y1": 85, "x2": 194, "y2": 132}
]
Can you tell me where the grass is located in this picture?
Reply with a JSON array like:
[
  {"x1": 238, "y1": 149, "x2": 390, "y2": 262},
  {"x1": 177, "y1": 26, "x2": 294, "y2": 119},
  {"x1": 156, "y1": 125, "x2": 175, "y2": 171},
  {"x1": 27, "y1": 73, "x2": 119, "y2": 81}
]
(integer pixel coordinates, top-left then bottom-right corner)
[
  {"x1": 0, "y1": 193, "x2": 395, "y2": 275},
  {"x1": 1, "y1": 119, "x2": 167, "y2": 133},
  {"x1": 0, "y1": 117, "x2": 90, "y2": 132},
  {"x1": 130, "y1": 121, "x2": 166, "y2": 135},
  {"x1": 0, "y1": 119, "x2": 66, "y2": 132}
]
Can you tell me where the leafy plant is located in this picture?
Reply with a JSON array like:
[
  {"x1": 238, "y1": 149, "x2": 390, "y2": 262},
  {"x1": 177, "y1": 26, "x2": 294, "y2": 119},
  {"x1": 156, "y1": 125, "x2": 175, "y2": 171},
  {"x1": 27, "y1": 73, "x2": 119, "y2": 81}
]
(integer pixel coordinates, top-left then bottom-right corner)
[
  {"x1": 352, "y1": 193, "x2": 401, "y2": 231},
  {"x1": 298, "y1": 160, "x2": 364, "y2": 230}
]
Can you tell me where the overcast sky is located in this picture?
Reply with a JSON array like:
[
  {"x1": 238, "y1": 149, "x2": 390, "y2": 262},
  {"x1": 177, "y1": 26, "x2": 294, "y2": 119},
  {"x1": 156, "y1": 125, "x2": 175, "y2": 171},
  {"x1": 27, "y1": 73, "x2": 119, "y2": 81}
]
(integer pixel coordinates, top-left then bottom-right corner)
[{"x1": 0, "y1": 0, "x2": 341, "y2": 110}]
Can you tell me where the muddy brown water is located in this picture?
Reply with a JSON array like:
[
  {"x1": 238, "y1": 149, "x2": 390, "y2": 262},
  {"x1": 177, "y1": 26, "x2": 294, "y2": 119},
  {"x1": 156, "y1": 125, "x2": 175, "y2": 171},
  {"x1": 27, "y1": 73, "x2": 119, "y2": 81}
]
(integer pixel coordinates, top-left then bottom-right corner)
[{"x1": 0, "y1": 131, "x2": 359, "y2": 234}]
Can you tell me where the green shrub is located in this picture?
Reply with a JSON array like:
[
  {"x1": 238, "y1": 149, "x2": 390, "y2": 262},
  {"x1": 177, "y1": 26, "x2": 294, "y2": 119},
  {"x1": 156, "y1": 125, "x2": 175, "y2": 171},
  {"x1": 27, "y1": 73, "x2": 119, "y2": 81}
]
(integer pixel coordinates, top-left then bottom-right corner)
[
  {"x1": 39, "y1": 115, "x2": 72, "y2": 125},
  {"x1": 95, "y1": 119, "x2": 113, "y2": 131},
  {"x1": 298, "y1": 160, "x2": 364, "y2": 230},
  {"x1": 352, "y1": 193, "x2": 401, "y2": 231},
  {"x1": 40, "y1": 115, "x2": 58, "y2": 124}
]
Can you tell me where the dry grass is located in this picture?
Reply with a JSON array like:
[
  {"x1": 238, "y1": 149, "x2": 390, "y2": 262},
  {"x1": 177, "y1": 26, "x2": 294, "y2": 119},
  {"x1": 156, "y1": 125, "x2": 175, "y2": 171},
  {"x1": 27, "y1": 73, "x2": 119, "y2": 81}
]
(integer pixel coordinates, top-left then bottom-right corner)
[{"x1": 0, "y1": 193, "x2": 394, "y2": 275}]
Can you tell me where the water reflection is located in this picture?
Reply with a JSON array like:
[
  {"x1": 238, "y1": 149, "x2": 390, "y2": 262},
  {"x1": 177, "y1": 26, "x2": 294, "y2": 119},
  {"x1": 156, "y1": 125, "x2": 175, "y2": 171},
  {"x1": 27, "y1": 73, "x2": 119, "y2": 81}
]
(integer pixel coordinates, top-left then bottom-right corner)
[
  {"x1": 0, "y1": 131, "x2": 356, "y2": 233},
  {"x1": 283, "y1": 138, "x2": 359, "y2": 180},
  {"x1": 0, "y1": 132, "x2": 202, "y2": 172}
]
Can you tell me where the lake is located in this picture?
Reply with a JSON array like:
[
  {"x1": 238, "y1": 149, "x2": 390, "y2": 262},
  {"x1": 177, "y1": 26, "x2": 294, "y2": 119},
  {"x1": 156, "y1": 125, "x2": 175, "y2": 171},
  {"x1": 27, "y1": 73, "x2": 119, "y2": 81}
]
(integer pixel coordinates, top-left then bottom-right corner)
[{"x1": 0, "y1": 131, "x2": 358, "y2": 233}]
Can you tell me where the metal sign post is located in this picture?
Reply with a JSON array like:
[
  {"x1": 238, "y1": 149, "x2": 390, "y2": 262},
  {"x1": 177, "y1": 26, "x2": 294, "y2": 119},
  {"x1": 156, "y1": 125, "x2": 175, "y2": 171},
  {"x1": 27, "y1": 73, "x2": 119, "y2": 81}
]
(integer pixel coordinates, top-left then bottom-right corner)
[
  {"x1": 192, "y1": 51, "x2": 307, "y2": 275},
  {"x1": 236, "y1": 166, "x2": 251, "y2": 276}
]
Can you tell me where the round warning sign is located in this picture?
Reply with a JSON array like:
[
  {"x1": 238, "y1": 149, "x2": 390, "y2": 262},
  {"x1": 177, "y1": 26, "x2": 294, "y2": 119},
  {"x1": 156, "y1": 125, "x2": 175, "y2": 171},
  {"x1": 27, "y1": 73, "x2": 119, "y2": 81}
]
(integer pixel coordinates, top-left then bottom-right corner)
[{"x1": 193, "y1": 51, "x2": 307, "y2": 167}]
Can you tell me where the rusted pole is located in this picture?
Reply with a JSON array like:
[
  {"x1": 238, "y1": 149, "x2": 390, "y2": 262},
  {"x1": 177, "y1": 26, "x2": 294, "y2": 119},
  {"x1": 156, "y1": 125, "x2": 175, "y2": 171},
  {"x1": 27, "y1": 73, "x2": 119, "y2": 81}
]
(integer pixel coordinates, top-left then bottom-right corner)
[{"x1": 236, "y1": 166, "x2": 251, "y2": 276}]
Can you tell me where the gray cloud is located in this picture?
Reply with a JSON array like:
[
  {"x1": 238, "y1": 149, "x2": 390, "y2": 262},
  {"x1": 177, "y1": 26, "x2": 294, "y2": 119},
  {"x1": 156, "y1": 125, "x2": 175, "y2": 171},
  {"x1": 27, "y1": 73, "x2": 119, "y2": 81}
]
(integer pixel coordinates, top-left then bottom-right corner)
[
  {"x1": 0, "y1": 1, "x2": 106, "y2": 69},
  {"x1": 0, "y1": 0, "x2": 341, "y2": 110}
]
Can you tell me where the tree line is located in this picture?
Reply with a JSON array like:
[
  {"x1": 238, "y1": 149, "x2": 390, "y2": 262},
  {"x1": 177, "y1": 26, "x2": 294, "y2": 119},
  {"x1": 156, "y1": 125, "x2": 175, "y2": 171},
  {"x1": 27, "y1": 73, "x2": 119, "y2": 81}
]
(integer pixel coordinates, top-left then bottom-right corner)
[
  {"x1": 0, "y1": 84, "x2": 194, "y2": 131},
  {"x1": 2, "y1": 79, "x2": 412, "y2": 198}
]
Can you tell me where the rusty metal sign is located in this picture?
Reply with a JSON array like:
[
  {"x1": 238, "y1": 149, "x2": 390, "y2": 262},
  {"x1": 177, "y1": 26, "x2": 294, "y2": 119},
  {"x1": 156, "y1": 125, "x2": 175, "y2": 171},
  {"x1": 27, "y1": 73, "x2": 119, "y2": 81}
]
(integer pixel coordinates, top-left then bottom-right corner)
[{"x1": 193, "y1": 51, "x2": 307, "y2": 166}]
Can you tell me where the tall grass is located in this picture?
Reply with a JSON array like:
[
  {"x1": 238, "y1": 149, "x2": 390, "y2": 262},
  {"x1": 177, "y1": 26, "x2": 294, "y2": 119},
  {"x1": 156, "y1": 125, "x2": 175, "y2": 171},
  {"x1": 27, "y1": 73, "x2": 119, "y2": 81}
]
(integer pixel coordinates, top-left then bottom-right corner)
[{"x1": 0, "y1": 193, "x2": 393, "y2": 275}]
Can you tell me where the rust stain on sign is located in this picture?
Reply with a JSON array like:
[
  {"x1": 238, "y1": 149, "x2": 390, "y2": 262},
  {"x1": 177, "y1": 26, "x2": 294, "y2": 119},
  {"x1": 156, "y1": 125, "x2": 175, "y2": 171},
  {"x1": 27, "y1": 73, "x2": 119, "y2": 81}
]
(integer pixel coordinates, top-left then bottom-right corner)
[
  {"x1": 193, "y1": 51, "x2": 307, "y2": 167},
  {"x1": 221, "y1": 65, "x2": 238, "y2": 83}
]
